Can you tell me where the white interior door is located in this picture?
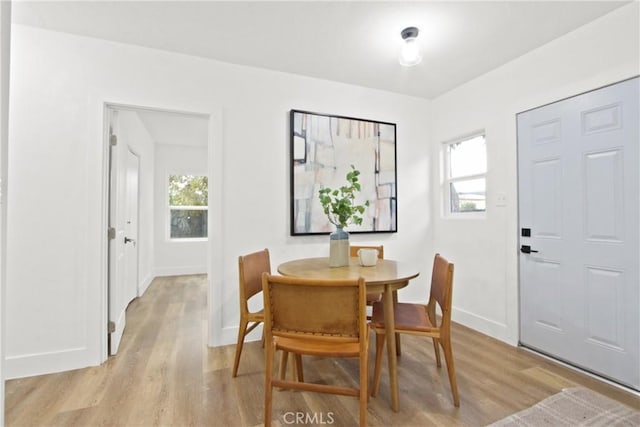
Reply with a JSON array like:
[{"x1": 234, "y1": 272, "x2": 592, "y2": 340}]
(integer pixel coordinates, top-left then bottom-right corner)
[
  {"x1": 518, "y1": 77, "x2": 639, "y2": 390},
  {"x1": 108, "y1": 113, "x2": 125, "y2": 355},
  {"x1": 124, "y1": 148, "x2": 139, "y2": 303},
  {"x1": 107, "y1": 110, "x2": 140, "y2": 355}
]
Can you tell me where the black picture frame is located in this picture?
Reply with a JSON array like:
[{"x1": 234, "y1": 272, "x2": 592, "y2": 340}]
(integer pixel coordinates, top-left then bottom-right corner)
[{"x1": 290, "y1": 109, "x2": 397, "y2": 235}]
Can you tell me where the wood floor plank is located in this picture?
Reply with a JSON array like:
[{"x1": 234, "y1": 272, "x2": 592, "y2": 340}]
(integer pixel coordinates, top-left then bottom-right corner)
[{"x1": 5, "y1": 274, "x2": 639, "y2": 426}]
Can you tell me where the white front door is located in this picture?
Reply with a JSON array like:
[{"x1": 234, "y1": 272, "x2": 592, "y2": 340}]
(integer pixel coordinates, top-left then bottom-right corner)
[{"x1": 518, "y1": 77, "x2": 639, "y2": 390}]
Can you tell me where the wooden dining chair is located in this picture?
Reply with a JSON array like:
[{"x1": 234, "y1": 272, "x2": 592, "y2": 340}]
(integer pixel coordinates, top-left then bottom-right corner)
[
  {"x1": 232, "y1": 248, "x2": 270, "y2": 377},
  {"x1": 262, "y1": 273, "x2": 369, "y2": 427},
  {"x1": 370, "y1": 253, "x2": 460, "y2": 407},
  {"x1": 350, "y1": 245, "x2": 384, "y2": 307}
]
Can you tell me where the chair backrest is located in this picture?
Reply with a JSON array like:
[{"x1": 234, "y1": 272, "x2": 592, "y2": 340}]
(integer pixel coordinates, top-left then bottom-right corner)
[
  {"x1": 262, "y1": 274, "x2": 367, "y2": 344},
  {"x1": 238, "y1": 249, "x2": 271, "y2": 313},
  {"x1": 428, "y1": 253, "x2": 455, "y2": 329},
  {"x1": 349, "y1": 245, "x2": 384, "y2": 259}
]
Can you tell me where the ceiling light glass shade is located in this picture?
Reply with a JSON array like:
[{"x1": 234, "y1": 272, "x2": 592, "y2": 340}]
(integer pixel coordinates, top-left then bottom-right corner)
[
  {"x1": 399, "y1": 38, "x2": 422, "y2": 66},
  {"x1": 399, "y1": 26, "x2": 422, "y2": 67}
]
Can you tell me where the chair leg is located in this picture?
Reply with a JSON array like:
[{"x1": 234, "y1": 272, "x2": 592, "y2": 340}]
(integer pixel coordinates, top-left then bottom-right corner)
[
  {"x1": 279, "y1": 352, "x2": 303, "y2": 383},
  {"x1": 279, "y1": 350, "x2": 288, "y2": 381},
  {"x1": 359, "y1": 349, "x2": 368, "y2": 427},
  {"x1": 432, "y1": 337, "x2": 442, "y2": 367},
  {"x1": 289, "y1": 353, "x2": 297, "y2": 382},
  {"x1": 441, "y1": 337, "x2": 460, "y2": 407},
  {"x1": 264, "y1": 341, "x2": 275, "y2": 427},
  {"x1": 232, "y1": 317, "x2": 249, "y2": 377},
  {"x1": 371, "y1": 332, "x2": 385, "y2": 397},
  {"x1": 295, "y1": 354, "x2": 304, "y2": 382}
]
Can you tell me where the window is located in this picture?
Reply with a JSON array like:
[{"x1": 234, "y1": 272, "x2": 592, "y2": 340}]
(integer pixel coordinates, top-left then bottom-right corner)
[
  {"x1": 444, "y1": 134, "x2": 486, "y2": 214},
  {"x1": 169, "y1": 175, "x2": 208, "y2": 239}
]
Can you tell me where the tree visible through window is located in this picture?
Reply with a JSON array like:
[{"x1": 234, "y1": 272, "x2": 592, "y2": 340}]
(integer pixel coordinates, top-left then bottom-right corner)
[
  {"x1": 169, "y1": 175, "x2": 208, "y2": 239},
  {"x1": 445, "y1": 134, "x2": 486, "y2": 213}
]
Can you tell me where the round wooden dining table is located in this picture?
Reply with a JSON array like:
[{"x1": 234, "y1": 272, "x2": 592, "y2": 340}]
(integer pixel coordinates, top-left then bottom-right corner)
[{"x1": 277, "y1": 257, "x2": 420, "y2": 412}]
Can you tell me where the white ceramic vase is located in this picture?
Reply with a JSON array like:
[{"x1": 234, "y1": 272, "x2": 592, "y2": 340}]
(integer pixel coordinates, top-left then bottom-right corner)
[{"x1": 329, "y1": 225, "x2": 349, "y2": 267}]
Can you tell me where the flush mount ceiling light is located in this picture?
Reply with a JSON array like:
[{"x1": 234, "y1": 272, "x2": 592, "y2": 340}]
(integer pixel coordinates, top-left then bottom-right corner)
[{"x1": 399, "y1": 26, "x2": 422, "y2": 67}]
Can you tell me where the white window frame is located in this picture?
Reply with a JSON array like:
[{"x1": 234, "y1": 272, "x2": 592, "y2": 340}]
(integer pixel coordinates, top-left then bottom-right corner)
[
  {"x1": 442, "y1": 132, "x2": 487, "y2": 218},
  {"x1": 168, "y1": 174, "x2": 209, "y2": 241}
]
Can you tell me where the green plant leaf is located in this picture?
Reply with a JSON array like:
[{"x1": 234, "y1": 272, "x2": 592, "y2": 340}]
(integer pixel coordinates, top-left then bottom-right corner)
[{"x1": 317, "y1": 166, "x2": 370, "y2": 228}]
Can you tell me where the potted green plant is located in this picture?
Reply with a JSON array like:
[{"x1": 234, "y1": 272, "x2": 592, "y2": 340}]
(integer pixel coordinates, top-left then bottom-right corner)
[{"x1": 318, "y1": 165, "x2": 369, "y2": 267}]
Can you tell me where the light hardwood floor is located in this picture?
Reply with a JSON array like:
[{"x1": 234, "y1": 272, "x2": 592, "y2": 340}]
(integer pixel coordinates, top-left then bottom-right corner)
[{"x1": 6, "y1": 275, "x2": 639, "y2": 426}]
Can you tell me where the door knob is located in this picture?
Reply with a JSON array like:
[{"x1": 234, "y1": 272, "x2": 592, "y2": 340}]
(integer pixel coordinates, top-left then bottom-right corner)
[
  {"x1": 520, "y1": 245, "x2": 538, "y2": 254},
  {"x1": 124, "y1": 236, "x2": 136, "y2": 247}
]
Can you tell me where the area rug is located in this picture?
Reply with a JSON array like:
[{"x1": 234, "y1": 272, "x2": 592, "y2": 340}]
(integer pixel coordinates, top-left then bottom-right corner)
[{"x1": 488, "y1": 387, "x2": 639, "y2": 426}]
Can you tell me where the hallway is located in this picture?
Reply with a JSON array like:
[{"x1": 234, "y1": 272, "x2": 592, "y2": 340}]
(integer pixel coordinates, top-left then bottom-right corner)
[{"x1": 5, "y1": 275, "x2": 223, "y2": 426}]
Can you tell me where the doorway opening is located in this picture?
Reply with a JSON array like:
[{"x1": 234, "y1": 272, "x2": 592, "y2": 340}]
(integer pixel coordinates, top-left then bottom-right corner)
[{"x1": 104, "y1": 104, "x2": 210, "y2": 356}]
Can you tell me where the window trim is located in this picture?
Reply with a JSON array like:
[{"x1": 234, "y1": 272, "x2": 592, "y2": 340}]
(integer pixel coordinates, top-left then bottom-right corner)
[{"x1": 442, "y1": 132, "x2": 487, "y2": 218}]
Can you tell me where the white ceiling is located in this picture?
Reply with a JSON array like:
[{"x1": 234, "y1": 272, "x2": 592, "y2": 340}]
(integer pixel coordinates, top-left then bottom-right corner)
[
  {"x1": 135, "y1": 109, "x2": 209, "y2": 147},
  {"x1": 11, "y1": 1, "x2": 629, "y2": 100}
]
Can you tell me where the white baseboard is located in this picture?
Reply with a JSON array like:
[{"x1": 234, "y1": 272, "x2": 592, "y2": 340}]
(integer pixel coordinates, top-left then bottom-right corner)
[
  {"x1": 452, "y1": 306, "x2": 513, "y2": 345},
  {"x1": 5, "y1": 347, "x2": 97, "y2": 380},
  {"x1": 219, "y1": 324, "x2": 263, "y2": 347},
  {"x1": 138, "y1": 273, "x2": 153, "y2": 296},
  {"x1": 154, "y1": 266, "x2": 206, "y2": 277}
]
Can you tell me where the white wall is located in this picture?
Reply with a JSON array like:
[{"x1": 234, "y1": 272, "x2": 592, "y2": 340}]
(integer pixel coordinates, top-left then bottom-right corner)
[
  {"x1": 430, "y1": 3, "x2": 640, "y2": 345},
  {"x1": 154, "y1": 143, "x2": 208, "y2": 277},
  {"x1": 6, "y1": 24, "x2": 431, "y2": 377},
  {"x1": 0, "y1": 1, "x2": 11, "y2": 422},
  {"x1": 115, "y1": 110, "x2": 155, "y2": 295}
]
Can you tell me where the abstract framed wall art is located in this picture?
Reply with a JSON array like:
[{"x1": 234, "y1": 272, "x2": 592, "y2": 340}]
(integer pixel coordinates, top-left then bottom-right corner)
[{"x1": 290, "y1": 109, "x2": 397, "y2": 235}]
